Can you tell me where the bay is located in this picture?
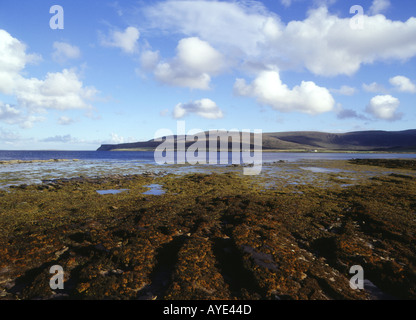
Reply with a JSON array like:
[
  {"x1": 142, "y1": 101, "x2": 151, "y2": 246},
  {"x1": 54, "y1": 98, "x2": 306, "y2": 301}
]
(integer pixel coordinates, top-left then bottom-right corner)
[{"x1": 1, "y1": 150, "x2": 416, "y2": 189}]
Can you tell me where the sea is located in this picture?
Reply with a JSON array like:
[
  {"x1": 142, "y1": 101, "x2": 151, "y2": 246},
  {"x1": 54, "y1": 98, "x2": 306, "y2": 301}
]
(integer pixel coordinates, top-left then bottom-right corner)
[{"x1": 1, "y1": 150, "x2": 416, "y2": 189}]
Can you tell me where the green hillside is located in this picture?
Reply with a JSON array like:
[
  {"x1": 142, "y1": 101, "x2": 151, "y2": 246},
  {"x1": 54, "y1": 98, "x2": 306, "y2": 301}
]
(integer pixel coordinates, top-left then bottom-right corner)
[{"x1": 97, "y1": 129, "x2": 416, "y2": 152}]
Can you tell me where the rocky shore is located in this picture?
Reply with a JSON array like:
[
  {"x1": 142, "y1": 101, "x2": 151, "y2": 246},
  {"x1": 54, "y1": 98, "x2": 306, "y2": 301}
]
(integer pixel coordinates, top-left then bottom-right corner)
[{"x1": 0, "y1": 159, "x2": 415, "y2": 300}]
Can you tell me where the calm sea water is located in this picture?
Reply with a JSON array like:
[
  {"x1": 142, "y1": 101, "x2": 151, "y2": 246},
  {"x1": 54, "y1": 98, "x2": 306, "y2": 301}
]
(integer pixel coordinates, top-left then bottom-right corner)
[
  {"x1": 1, "y1": 150, "x2": 415, "y2": 188},
  {"x1": 2, "y1": 150, "x2": 416, "y2": 162},
  {"x1": 0, "y1": 151, "x2": 155, "y2": 162}
]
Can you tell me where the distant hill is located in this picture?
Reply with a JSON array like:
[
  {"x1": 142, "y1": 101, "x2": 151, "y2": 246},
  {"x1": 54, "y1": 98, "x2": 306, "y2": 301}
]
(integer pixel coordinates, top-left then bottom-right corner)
[{"x1": 97, "y1": 129, "x2": 416, "y2": 152}]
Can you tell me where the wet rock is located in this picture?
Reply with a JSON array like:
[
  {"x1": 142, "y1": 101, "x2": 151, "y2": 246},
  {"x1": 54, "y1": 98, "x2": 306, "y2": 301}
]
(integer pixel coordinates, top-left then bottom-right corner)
[{"x1": 241, "y1": 245, "x2": 279, "y2": 272}]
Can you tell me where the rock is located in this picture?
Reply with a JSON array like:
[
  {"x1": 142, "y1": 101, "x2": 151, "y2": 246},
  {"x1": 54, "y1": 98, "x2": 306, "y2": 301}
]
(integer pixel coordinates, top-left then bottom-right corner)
[
  {"x1": 111, "y1": 269, "x2": 124, "y2": 275},
  {"x1": 99, "y1": 270, "x2": 110, "y2": 277},
  {"x1": 55, "y1": 246, "x2": 69, "y2": 258}
]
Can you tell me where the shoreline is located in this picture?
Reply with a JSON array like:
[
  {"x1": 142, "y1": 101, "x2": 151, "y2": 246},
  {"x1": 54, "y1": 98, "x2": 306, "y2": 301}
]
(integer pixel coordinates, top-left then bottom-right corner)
[
  {"x1": 106, "y1": 148, "x2": 416, "y2": 153},
  {"x1": 1, "y1": 158, "x2": 416, "y2": 189},
  {"x1": 0, "y1": 159, "x2": 79, "y2": 165}
]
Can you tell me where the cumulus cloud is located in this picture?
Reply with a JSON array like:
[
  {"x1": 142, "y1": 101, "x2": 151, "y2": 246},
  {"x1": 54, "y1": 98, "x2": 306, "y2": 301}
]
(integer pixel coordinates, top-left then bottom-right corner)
[
  {"x1": 152, "y1": 37, "x2": 225, "y2": 90},
  {"x1": 234, "y1": 70, "x2": 335, "y2": 115},
  {"x1": 109, "y1": 133, "x2": 125, "y2": 144},
  {"x1": 369, "y1": 0, "x2": 391, "y2": 15},
  {"x1": 107, "y1": 133, "x2": 137, "y2": 144},
  {"x1": 15, "y1": 69, "x2": 98, "y2": 111},
  {"x1": 0, "y1": 103, "x2": 21, "y2": 123},
  {"x1": 100, "y1": 26, "x2": 140, "y2": 54},
  {"x1": 52, "y1": 42, "x2": 81, "y2": 63},
  {"x1": 143, "y1": 2, "x2": 416, "y2": 77},
  {"x1": 280, "y1": 7, "x2": 416, "y2": 76},
  {"x1": 173, "y1": 99, "x2": 224, "y2": 119},
  {"x1": 0, "y1": 29, "x2": 40, "y2": 94},
  {"x1": 144, "y1": 1, "x2": 282, "y2": 58},
  {"x1": 0, "y1": 29, "x2": 98, "y2": 128},
  {"x1": 366, "y1": 95, "x2": 401, "y2": 120},
  {"x1": 0, "y1": 102, "x2": 45, "y2": 128},
  {"x1": 389, "y1": 75, "x2": 416, "y2": 93}
]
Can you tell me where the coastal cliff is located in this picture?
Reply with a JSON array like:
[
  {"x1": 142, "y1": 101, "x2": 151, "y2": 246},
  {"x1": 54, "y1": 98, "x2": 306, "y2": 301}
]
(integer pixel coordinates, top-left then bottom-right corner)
[{"x1": 97, "y1": 129, "x2": 416, "y2": 152}]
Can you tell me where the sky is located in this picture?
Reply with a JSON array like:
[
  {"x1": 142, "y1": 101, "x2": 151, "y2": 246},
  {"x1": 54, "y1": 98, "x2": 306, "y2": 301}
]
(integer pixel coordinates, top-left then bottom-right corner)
[{"x1": 0, "y1": 0, "x2": 415, "y2": 150}]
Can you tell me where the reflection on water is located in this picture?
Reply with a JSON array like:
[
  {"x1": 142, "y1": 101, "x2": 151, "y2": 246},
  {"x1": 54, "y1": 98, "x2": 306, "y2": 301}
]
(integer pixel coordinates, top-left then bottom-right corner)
[
  {"x1": 96, "y1": 189, "x2": 129, "y2": 195},
  {"x1": 1, "y1": 151, "x2": 416, "y2": 188},
  {"x1": 0, "y1": 160, "x2": 153, "y2": 188},
  {"x1": 300, "y1": 167, "x2": 345, "y2": 173},
  {"x1": 142, "y1": 184, "x2": 165, "y2": 196}
]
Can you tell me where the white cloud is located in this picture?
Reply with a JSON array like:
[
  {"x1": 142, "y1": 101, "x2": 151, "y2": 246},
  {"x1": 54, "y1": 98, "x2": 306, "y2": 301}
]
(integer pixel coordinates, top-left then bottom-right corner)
[
  {"x1": 140, "y1": 50, "x2": 160, "y2": 71},
  {"x1": 280, "y1": 7, "x2": 416, "y2": 76},
  {"x1": 369, "y1": 0, "x2": 391, "y2": 15},
  {"x1": 143, "y1": 2, "x2": 416, "y2": 77},
  {"x1": 389, "y1": 75, "x2": 416, "y2": 93},
  {"x1": 0, "y1": 102, "x2": 45, "y2": 128},
  {"x1": 281, "y1": 0, "x2": 337, "y2": 8},
  {"x1": 0, "y1": 29, "x2": 98, "y2": 128},
  {"x1": 0, "y1": 29, "x2": 40, "y2": 94},
  {"x1": 58, "y1": 116, "x2": 75, "y2": 125},
  {"x1": 175, "y1": 37, "x2": 224, "y2": 75},
  {"x1": 41, "y1": 134, "x2": 73, "y2": 143},
  {"x1": 331, "y1": 85, "x2": 357, "y2": 96},
  {"x1": 101, "y1": 26, "x2": 140, "y2": 54},
  {"x1": 0, "y1": 103, "x2": 20, "y2": 122},
  {"x1": 337, "y1": 107, "x2": 368, "y2": 120},
  {"x1": 107, "y1": 133, "x2": 136, "y2": 144},
  {"x1": 52, "y1": 42, "x2": 81, "y2": 63},
  {"x1": 0, "y1": 127, "x2": 20, "y2": 142},
  {"x1": 366, "y1": 95, "x2": 401, "y2": 120},
  {"x1": 144, "y1": 1, "x2": 283, "y2": 58},
  {"x1": 110, "y1": 133, "x2": 125, "y2": 144},
  {"x1": 153, "y1": 37, "x2": 225, "y2": 90},
  {"x1": 154, "y1": 62, "x2": 211, "y2": 89},
  {"x1": 234, "y1": 69, "x2": 335, "y2": 115},
  {"x1": 15, "y1": 69, "x2": 98, "y2": 111},
  {"x1": 173, "y1": 99, "x2": 224, "y2": 119},
  {"x1": 362, "y1": 82, "x2": 387, "y2": 93}
]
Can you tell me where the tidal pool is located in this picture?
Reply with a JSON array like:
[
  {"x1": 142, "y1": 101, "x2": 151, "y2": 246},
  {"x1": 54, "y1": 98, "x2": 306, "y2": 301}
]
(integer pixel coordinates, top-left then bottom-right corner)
[
  {"x1": 300, "y1": 167, "x2": 346, "y2": 173},
  {"x1": 96, "y1": 189, "x2": 129, "y2": 195},
  {"x1": 142, "y1": 184, "x2": 165, "y2": 196}
]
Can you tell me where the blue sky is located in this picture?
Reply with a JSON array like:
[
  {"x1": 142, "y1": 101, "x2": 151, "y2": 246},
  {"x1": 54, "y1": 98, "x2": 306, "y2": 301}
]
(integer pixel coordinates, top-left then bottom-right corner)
[{"x1": 0, "y1": 0, "x2": 415, "y2": 150}]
